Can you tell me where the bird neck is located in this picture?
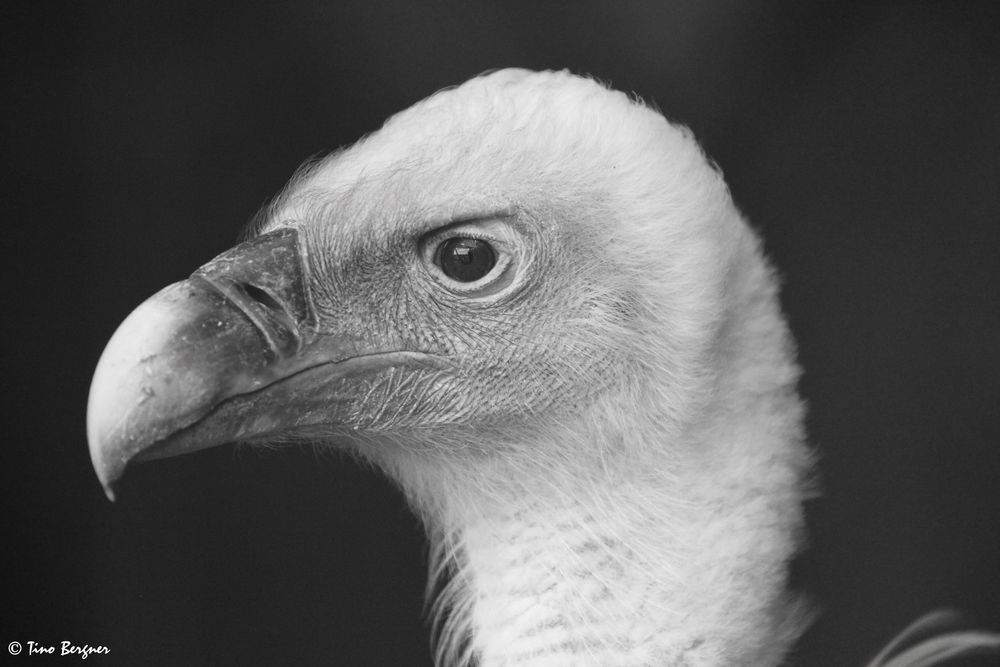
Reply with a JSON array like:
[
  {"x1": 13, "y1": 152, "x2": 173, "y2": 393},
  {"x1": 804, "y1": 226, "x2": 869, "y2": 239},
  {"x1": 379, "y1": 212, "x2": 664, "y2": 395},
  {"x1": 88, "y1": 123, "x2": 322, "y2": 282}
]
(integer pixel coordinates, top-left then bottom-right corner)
[{"x1": 417, "y1": 379, "x2": 810, "y2": 666}]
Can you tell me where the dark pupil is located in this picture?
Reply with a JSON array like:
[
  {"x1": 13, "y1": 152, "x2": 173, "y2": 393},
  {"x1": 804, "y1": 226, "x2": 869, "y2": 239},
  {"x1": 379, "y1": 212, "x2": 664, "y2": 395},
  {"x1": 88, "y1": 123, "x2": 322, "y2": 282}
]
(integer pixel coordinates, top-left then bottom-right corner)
[{"x1": 438, "y1": 237, "x2": 496, "y2": 282}]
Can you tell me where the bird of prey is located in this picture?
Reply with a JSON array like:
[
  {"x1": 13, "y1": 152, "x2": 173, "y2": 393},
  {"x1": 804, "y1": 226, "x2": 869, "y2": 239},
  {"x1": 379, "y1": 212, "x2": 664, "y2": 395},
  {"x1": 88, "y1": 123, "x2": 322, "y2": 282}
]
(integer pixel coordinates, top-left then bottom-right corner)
[{"x1": 87, "y1": 69, "x2": 998, "y2": 666}]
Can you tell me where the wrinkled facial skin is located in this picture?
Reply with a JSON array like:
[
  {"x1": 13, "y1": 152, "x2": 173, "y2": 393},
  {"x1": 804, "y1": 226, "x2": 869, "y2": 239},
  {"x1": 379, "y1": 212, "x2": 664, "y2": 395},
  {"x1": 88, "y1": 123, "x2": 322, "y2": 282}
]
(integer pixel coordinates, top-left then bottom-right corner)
[{"x1": 272, "y1": 190, "x2": 626, "y2": 440}]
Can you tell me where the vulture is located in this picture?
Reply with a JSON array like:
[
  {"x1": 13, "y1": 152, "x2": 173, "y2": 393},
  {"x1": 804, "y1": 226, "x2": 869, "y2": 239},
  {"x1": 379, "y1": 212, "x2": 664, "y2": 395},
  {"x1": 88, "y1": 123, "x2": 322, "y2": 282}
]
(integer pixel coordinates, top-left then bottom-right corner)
[{"x1": 87, "y1": 69, "x2": 998, "y2": 666}]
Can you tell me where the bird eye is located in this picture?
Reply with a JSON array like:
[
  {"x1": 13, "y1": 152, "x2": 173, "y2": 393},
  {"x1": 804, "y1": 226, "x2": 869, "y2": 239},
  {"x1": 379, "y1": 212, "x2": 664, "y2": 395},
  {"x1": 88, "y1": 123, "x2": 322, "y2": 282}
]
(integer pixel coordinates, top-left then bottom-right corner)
[{"x1": 436, "y1": 237, "x2": 497, "y2": 283}]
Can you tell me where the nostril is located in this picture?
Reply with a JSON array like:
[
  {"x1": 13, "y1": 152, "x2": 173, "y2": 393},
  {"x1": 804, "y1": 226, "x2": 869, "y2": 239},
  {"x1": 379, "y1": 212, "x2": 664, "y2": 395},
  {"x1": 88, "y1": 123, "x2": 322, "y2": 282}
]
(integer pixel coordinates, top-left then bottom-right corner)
[
  {"x1": 243, "y1": 283, "x2": 280, "y2": 310},
  {"x1": 239, "y1": 284, "x2": 296, "y2": 334}
]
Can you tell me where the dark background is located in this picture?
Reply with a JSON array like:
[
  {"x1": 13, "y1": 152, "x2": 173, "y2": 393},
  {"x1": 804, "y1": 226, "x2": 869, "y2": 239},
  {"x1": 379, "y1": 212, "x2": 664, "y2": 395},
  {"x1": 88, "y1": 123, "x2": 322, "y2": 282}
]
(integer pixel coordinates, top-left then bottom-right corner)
[{"x1": 3, "y1": 2, "x2": 998, "y2": 666}]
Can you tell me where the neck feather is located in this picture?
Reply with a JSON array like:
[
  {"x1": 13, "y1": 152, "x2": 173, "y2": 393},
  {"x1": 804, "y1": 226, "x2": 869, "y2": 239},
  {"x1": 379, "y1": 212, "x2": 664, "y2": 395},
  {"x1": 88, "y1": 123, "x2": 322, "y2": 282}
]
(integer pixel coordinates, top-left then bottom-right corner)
[
  {"x1": 417, "y1": 387, "x2": 809, "y2": 665},
  {"x1": 432, "y1": 423, "x2": 808, "y2": 666}
]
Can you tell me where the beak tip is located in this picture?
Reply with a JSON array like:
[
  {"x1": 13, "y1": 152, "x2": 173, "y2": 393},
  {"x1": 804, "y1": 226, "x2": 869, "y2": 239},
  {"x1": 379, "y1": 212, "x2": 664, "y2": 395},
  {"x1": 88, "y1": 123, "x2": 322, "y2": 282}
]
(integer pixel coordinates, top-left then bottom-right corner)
[
  {"x1": 102, "y1": 483, "x2": 118, "y2": 503},
  {"x1": 85, "y1": 281, "x2": 203, "y2": 499},
  {"x1": 87, "y1": 388, "x2": 122, "y2": 501},
  {"x1": 88, "y1": 437, "x2": 126, "y2": 502}
]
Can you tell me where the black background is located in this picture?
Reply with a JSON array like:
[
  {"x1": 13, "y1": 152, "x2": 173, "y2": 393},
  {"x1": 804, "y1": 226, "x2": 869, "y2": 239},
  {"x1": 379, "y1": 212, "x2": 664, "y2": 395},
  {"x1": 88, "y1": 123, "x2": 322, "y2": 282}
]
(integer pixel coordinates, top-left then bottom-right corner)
[{"x1": 3, "y1": 2, "x2": 999, "y2": 666}]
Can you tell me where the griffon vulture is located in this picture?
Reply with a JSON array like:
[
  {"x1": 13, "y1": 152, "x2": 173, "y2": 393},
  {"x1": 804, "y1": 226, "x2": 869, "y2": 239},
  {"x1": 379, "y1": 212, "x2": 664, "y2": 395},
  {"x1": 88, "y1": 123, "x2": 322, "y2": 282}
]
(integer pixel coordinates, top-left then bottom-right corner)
[{"x1": 87, "y1": 69, "x2": 998, "y2": 666}]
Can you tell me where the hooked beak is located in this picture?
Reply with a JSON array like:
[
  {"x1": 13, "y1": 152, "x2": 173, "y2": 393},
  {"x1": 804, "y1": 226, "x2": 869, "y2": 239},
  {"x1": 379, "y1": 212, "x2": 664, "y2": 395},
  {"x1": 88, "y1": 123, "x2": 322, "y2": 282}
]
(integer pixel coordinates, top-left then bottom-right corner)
[{"x1": 87, "y1": 228, "x2": 448, "y2": 500}]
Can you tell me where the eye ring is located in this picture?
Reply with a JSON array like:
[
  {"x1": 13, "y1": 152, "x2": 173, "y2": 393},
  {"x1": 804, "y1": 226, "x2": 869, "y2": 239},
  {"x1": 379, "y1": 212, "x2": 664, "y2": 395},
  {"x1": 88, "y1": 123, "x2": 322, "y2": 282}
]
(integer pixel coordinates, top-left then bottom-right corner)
[
  {"x1": 435, "y1": 237, "x2": 497, "y2": 283},
  {"x1": 419, "y1": 218, "x2": 521, "y2": 299}
]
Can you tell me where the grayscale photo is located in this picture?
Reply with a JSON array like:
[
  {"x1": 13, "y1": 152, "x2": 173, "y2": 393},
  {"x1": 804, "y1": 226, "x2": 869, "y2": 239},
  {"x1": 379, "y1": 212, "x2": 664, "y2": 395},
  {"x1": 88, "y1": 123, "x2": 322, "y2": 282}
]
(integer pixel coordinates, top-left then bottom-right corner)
[{"x1": 4, "y1": 2, "x2": 998, "y2": 666}]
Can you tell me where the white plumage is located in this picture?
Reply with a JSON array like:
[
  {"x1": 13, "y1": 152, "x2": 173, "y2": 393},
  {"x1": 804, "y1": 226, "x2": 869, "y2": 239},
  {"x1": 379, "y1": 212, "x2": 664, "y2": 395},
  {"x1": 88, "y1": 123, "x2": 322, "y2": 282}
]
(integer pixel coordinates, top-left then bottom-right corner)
[{"x1": 87, "y1": 69, "x2": 998, "y2": 666}]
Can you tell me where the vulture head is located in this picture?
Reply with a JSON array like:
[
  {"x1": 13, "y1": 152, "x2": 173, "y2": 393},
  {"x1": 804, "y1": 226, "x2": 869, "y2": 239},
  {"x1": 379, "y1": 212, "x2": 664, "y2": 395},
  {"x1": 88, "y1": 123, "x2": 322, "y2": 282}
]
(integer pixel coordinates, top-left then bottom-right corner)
[{"x1": 89, "y1": 69, "x2": 812, "y2": 665}]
